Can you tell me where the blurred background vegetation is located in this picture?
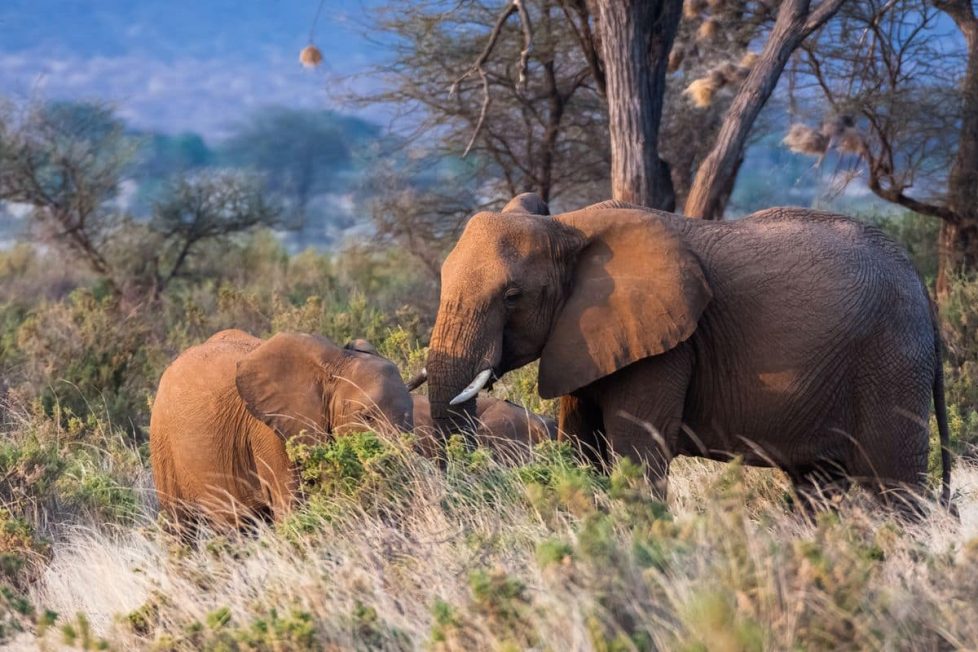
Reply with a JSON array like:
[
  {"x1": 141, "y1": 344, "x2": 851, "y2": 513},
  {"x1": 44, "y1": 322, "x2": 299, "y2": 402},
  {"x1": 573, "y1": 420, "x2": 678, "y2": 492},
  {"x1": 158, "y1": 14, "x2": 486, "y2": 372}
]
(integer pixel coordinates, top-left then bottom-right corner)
[{"x1": 0, "y1": 0, "x2": 977, "y2": 646}]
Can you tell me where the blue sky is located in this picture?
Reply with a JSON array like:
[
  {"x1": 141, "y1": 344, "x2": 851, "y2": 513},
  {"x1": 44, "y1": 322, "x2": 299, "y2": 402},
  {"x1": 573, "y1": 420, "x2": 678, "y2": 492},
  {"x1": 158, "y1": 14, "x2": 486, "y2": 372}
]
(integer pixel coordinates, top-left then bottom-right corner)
[{"x1": 0, "y1": 0, "x2": 385, "y2": 140}]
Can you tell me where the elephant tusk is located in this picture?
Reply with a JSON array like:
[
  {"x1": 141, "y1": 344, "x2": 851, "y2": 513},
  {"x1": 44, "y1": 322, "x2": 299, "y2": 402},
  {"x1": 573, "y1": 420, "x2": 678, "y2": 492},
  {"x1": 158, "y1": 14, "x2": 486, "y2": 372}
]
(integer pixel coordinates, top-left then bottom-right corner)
[
  {"x1": 406, "y1": 367, "x2": 428, "y2": 391},
  {"x1": 449, "y1": 369, "x2": 492, "y2": 405}
]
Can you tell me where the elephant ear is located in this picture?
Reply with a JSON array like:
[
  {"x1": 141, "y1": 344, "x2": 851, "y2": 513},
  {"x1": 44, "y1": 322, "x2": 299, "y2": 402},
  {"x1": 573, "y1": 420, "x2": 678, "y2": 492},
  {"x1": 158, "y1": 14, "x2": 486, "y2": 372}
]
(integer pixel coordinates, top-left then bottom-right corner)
[
  {"x1": 236, "y1": 332, "x2": 340, "y2": 439},
  {"x1": 502, "y1": 192, "x2": 549, "y2": 215},
  {"x1": 538, "y1": 209, "x2": 712, "y2": 399}
]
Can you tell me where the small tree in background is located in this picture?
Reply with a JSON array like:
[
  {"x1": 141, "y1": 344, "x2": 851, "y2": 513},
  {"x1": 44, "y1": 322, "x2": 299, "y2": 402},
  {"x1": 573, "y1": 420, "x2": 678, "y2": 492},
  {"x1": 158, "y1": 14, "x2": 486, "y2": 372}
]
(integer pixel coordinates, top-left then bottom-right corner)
[
  {"x1": 144, "y1": 172, "x2": 282, "y2": 295},
  {"x1": 0, "y1": 102, "x2": 130, "y2": 288},
  {"x1": 0, "y1": 101, "x2": 282, "y2": 302},
  {"x1": 220, "y1": 108, "x2": 374, "y2": 228}
]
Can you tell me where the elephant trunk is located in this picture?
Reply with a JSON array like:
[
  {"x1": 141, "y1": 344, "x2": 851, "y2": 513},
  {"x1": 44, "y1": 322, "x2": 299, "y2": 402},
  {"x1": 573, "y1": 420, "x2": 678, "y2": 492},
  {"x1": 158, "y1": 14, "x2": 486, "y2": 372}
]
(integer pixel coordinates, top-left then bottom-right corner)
[
  {"x1": 427, "y1": 351, "x2": 479, "y2": 437},
  {"x1": 426, "y1": 305, "x2": 500, "y2": 441}
]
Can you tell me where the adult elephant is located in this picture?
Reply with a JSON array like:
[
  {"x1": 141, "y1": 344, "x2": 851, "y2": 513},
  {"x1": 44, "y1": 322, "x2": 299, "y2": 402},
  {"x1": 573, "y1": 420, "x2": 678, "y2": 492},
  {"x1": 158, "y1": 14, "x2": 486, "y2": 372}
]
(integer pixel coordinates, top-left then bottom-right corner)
[
  {"x1": 150, "y1": 329, "x2": 413, "y2": 530},
  {"x1": 423, "y1": 193, "x2": 952, "y2": 509}
]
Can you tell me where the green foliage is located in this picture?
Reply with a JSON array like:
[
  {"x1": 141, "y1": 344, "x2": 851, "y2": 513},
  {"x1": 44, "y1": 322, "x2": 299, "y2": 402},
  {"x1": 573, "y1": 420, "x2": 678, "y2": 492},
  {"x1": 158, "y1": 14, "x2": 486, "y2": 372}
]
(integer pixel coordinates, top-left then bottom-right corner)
[
  {"x1": 61, "y1": 612, "x2": 109, "y2": 650},
  {"x1": 0, "y1": 402, "x2": 143, "y2": 567},
  {"x1": 0, "y1": 583, "x2": 36, "y2": 645},
  {"x1": 467, "y1": 568, "x2": 536, "y2": 648},
  {"x1": 535, "y1": 538, "x2": 573, "y2": 567},
  {"x1": 288, "y1": 431, "x2": 394, "y2": 498},
  {"x1": 282, "y1": 431, "x2": 419, "y2": 534},
  {"x1": 0, "y1": 509, "x2": 49, "y2": 589},
  {"x1": 864, "y1": 210, "x2": 941, "y2": 282},
  {"x1": 231, "y1": 608, "x2": 318, "y2": 650},
  {"x1": 15, "y1": 288, "x2": 159, "y2": 423},
  {"x1": 124, "y1": 592, "x2": 165, "y2": 638},
  {"x1": 931, "y1": 274, "x2": 978, "y2": 457}
]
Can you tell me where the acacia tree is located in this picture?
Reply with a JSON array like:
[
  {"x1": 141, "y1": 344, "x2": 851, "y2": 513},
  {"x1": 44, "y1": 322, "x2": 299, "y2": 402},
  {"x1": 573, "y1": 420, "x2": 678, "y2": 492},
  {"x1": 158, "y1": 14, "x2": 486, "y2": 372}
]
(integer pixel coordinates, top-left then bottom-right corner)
[
  {"x1": 368, "y1": 0, "x2": 609, "y2": 207},
  {"x1": 591, "y1": 0, "x2": 683, "y2": 209},
  {"x1": 682, "y1": 0, "x2": 846, "y2": 218},
  {"x1": 789, "y1": 0, "x2": 976, "y2": 295},
  {"x1": 364, "y1": 0, "x2": 851, "y2": 227},
  {"x1": 0, "y1": 101, "x2": 281, "y2": 300},
  {"x1": 433, "y1": 0, "x2": 845, "y2": 217},
  {"x1": 0, "y1": 102, "x2": 127, "y2": 283},
  {"x1": 361, "y1": 0, "x2": 611, "y2": 278}
]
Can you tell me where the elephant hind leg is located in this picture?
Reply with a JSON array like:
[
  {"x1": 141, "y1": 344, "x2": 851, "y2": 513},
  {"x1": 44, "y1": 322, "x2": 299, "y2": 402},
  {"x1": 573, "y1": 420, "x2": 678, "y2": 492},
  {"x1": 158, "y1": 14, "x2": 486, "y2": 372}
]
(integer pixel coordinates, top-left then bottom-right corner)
[
  {"x1": 848, "y1": 340, "x2": 933, "y2": 516},
  {"x1": 150, "y1": 446, "x2": 192, "y2": 532},
  {"x1": 788, "y1": 462, "x2": 851, "y2": 517}
]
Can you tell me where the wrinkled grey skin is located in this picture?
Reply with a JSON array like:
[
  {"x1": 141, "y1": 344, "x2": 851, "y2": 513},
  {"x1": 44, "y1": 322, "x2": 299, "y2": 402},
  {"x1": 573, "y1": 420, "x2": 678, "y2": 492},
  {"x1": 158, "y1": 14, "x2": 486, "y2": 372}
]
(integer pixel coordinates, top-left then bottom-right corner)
[{"x1": 425, "y1": 194, "x2": 952, "y2": 510}]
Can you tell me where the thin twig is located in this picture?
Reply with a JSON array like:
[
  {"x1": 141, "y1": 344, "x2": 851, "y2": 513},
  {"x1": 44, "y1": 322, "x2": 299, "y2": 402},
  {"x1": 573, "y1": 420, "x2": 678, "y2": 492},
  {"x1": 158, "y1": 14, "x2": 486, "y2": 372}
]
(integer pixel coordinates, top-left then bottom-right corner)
[
  {"x1": 450, "y1": 0, "x2": 535, "y2": 157},
  {"x1": 515, "y1": 0, "x2": 534, "y2": 89},
  {"x1": 449, "y1": 1, "x2": 518, "y2": 97},
  {"x1": 308, "y1": 0, "x2": 328, "y2": 43},
  {"x1": 464, "y1": 71, "x2": 492, "y2": 157}
]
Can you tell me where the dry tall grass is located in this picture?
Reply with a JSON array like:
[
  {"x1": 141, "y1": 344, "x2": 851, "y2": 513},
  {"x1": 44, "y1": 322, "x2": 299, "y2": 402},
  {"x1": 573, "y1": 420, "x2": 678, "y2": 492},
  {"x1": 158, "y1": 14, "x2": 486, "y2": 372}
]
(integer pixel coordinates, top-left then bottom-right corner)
[{"x1": 18, "y1": 436, "x2": 978, "y2": 650}]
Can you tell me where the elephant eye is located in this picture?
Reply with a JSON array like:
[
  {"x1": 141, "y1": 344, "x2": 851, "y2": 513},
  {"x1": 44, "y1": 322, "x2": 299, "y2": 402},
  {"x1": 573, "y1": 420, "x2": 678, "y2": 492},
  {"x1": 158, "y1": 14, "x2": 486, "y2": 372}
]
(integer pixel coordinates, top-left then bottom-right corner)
[{"x1": 504, "y1": 287, "x2": 522, "y2": 307}]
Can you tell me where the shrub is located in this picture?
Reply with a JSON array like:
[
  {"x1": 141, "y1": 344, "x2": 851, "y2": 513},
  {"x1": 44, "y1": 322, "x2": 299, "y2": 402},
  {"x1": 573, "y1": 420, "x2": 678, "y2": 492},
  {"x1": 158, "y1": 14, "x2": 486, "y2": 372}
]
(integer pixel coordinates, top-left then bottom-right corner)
[
  {"x1": 939, "y1": 274, "x2": 978, "y2": 454},
  {"x1": 15, "y1": 289, "x2": 160, "y2": 425}
]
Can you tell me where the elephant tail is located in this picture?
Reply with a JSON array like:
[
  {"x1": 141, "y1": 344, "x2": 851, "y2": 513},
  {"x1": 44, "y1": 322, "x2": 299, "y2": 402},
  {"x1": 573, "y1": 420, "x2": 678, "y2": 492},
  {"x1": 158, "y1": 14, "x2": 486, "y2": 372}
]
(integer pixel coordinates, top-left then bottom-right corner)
[{"x1": 933, "y1": 340, "x2": 954, "y2": 512}]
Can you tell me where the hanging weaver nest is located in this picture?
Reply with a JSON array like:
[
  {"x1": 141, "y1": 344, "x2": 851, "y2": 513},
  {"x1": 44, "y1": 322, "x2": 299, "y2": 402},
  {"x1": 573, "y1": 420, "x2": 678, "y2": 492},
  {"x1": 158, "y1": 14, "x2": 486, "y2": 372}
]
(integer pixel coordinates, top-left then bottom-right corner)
[
  {"x1": 683, "y1": 54, "x2": 759, "y2": 108},
  {"x1": 783, "y1": 116, "x2": 865, "y2": 157},
  {"x1": 697, "y1": 19, "x2": 719, "y2": 41},
  {"x1": 783, "y1": 124, "x2": 830, "y2": 155},
  {"x1": 685, "y1": 76, "x2": 719, "y2": 108},
  {"x1": 739, "y1": 51, "x2": 760, "y2": 69},
  {"x1": 299, "y1": 45, "x2": 324, "y2": 68},
  {"x1": 684, "y1": 0, "x2": 709, "y2": 19},
  {"x1": 821, "y1": 115, "x2": 865, "y2": 154}
]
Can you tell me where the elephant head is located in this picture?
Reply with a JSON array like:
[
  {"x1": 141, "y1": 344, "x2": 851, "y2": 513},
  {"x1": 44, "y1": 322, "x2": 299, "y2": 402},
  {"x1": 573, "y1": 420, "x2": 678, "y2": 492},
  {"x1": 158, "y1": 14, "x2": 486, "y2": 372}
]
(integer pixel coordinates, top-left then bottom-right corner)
[
  {"x1": 425, "y1": 193, "x2": 712, "y2": 433},
  {"x1": 235, "y1": 332, "x2": 413, "y2": 439}
]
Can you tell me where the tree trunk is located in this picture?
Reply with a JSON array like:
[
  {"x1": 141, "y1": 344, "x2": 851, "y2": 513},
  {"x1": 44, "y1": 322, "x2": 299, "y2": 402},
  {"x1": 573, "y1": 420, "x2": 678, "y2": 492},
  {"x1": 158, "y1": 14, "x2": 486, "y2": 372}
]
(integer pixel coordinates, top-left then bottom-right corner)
[
  {"x1": 684, "y1": 0, "x2": 845, "y2": 219},
  {"x1": 937, "y1": 221, "x2": 978, "y2": 297},
  {"x1": 937, "y1": 12, "x2": 978, "y2": 297},
  {"x1": 596, "y1": 0, "x2": 682, "y2": 210}
]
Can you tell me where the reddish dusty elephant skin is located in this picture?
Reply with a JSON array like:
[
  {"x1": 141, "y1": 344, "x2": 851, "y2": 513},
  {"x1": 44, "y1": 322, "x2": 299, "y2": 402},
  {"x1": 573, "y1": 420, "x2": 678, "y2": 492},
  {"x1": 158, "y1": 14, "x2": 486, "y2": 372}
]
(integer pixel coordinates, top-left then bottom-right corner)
[
  {"x1": 411, "y1": 394, "x2": 555, "y2": 459},
  {"x1": 149, "y1": 329, "x2": 413, "y2": 531}
]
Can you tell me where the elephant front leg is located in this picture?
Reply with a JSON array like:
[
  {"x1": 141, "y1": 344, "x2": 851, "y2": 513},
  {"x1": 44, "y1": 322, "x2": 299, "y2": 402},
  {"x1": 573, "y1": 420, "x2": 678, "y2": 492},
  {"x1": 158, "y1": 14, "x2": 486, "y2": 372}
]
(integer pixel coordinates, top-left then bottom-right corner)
[
  {"x1": 251, "y1": 432, "x2": 298, "y2": 522},
  {"x1": 558, "y1": 395, "x2": 608, "y2": 471},
  {"x1": 599, "y1": 406, "x2": 678, "y2": 501},
  {"x1": 592, "y1": 348, "x2": 692, "y2": 501}
]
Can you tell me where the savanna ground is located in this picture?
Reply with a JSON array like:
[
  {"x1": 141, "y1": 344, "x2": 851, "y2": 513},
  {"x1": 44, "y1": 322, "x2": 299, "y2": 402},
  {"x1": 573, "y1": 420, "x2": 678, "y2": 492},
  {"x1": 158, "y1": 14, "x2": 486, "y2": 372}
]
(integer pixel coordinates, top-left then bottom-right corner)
[{"x1": 2, "y1": 215, "x2": 978, "y2": 650}]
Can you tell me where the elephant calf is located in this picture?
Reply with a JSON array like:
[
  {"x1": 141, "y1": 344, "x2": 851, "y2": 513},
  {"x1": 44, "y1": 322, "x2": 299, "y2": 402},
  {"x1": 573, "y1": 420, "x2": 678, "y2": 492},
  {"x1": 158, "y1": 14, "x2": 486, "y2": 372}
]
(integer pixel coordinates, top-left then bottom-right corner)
[
  {"x1": 150, "y1": 329, "x2": 413, "y2": 530},
  {"x1": 411, "y1": 394, "x2": 556, "y2": 459}
]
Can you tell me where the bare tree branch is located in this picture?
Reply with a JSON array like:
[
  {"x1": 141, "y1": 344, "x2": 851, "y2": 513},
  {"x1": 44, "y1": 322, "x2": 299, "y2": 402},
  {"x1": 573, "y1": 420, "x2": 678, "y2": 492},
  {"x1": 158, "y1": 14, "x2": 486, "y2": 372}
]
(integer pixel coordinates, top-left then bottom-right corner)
[{"x1": 558, "y1": 0, "x2": 607, "y2": 96}]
